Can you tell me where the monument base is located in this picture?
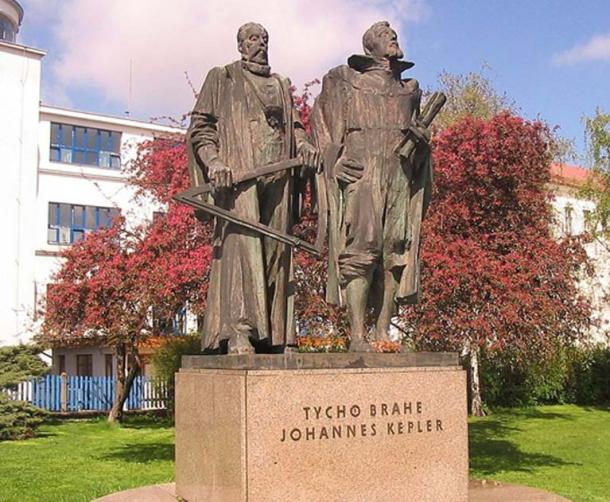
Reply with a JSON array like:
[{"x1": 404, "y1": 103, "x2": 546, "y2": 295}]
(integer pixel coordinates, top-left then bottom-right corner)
[{"x1": 175, "y1": 353, "x2": 468, "y2": 502}]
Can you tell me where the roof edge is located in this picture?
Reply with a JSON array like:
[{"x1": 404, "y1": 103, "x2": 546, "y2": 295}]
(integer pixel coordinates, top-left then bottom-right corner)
[
  {"x1": 4, "y1": 0, "x2": 24, "y2": 24},
  {"x1": 40, "y1": 104, "x2": 185, "y2": 134}
]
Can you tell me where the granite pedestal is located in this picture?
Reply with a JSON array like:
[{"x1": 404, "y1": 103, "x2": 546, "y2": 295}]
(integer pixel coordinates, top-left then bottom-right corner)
[{"x1": 175, "y1": 353, "x2": 468, "y2": 502}]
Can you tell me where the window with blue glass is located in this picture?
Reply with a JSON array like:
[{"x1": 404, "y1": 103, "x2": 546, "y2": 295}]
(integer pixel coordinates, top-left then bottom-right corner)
[
  {"x1": 0, "y1": 15, "x2": 16, "y2": 43},
  {"x1": 48, "y1": 202, "x2": 120, "y2": 245},
  {"x1": 50, "y1": 123, "x2": 121, "y2": 169},
  {"x1": 154, "y1": 305, "x2": 188, "y2": 335}
]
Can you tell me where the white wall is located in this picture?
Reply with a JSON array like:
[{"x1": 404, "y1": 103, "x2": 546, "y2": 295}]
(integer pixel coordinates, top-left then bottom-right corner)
[
  {"x1": 52, "y1": 346, "x2": 115, "y2": 376},
  {"x1": 551, "y1": 185, "x2": 610, "y2": 343},
  {"x1": 26, "y1": 108, "x2": 181, "y2": 346},
  {"x1": 0, "y1": 51, "x2": 182, "y2": 346},
  {"x1": 0, "y1": 41, "x2": 44, "y2": 345}
]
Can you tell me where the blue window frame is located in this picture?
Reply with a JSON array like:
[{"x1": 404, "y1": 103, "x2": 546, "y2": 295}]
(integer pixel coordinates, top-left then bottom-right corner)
[
  {"x1": 50, "y1": 123, "x2": 121, "y2": 169},
  {"x1": 48, "y1": 202, "x2": 120, "y2": 245}
]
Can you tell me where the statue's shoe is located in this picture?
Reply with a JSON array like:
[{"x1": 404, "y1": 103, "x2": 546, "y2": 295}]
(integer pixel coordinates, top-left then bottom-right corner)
[{"x1": 227, "y1": 334, "x2": 255, "y2": 355}]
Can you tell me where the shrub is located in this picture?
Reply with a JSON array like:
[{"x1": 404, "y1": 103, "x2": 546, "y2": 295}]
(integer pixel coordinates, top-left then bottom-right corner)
[
  {"x1": 564, "y1": 344, "x2": 610, "y2": 404},
  {"x1": 480, "y1": 343, "x2": 610, "y2": 407},
  {"x1": 0, "y1": 394, "x2": 48, "y2": 441},
  {"x1": 0, "y1": 344, "x2": 49, "y2": 440},
  {"x1": 151, "y1": 335, "x2": 203, "y2": 415},
  {"x1": 0, "y1": 344, "x2": 48, "y2": 388}
]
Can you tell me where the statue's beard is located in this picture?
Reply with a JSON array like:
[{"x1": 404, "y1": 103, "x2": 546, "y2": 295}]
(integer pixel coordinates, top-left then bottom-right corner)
[
  {"x1": 386, "y1": 44, "x2": 404, "y2": 59},
  {"x1": 244, "y1": 48, "x2": 268, "y2": 65}
]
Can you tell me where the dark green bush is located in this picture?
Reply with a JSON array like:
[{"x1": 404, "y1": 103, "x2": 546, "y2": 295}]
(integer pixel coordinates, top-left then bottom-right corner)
[
  {"x1": 0, "y1": 344, "x2": 49, "y2": 440},
  {"x1": 0, "y1": 394, "x2": 48, "y2": 440},
  {"x1": 151, "y1": 335, "x2": 203, "y2": 415},
  {"x1": 480, "y1": 343, "x2": 610, "y2": 407},
  {"x1": 564, "y1": 345, "x2": 610, "y2": 404},
  {"x1": 480, "y1": 348, "x2": 566, "y2": 407},
  {"x1": 0, "y1": 344, "x2": 48, "y2": 388}
]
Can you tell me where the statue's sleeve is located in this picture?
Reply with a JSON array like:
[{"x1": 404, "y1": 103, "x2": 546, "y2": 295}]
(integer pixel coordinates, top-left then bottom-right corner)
[
  {"x1": 292, "y1": 104, "x2": 310, "y2": 153},
  {"x1": 408, "y1": 78, "x2": 423, "y2": 122},
  {"x1": 187, "y1": 67, "x2": 223, "y2": 186},
  {"x1": 311, "y1": 69, "x2": 347, "y2": 304},
  {"x1": 311, "y1": 69, "x2": 346, "y2": 160}
]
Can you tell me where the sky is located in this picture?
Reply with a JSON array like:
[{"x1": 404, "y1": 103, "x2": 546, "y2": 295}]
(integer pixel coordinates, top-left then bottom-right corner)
[{"x1": 18, "y1": 0, "x2": 610, "y2": 162}]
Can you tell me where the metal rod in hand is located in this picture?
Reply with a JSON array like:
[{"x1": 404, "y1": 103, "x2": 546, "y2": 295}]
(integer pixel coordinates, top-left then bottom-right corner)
[{"x1": 174, "y1": 193, "x2": 321, "y2": 257}]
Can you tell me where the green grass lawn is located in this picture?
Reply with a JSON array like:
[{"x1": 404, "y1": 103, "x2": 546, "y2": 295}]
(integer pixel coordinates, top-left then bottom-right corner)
[
  {"x1": 470, "y1": 405, "x2": 610, "y2": 502},
  {"x1": 0, "y1": 405, "x2": 608, "y2": 502},
  {"x1": 0, "y1": 415, "x2": 174, "y2": 502}
]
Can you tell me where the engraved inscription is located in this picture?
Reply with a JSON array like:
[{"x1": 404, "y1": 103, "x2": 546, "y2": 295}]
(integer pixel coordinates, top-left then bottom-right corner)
[{"x1": 280, "y1": 401, "x2": 445, "y2": 442}]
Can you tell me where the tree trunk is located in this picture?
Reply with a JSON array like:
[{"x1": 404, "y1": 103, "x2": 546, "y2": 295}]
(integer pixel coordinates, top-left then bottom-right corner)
[
  {"x1": 108, "y1": 343, "x2": 141, "y2": 423},
  {"x1": 469, "y1": 346, "x2": 485, "y2": 416},
  {"x1": 460, "y1": 341, "x2": 485, "y2": 417}
]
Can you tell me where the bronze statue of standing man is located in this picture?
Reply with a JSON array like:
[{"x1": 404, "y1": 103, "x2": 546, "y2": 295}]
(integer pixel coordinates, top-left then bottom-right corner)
[
  {"x1": 188, "y1": 22, "x2": 319, "y2": 354},
  {"x1": 312, "y1": 21, "x2": 433, "y2": 351}
]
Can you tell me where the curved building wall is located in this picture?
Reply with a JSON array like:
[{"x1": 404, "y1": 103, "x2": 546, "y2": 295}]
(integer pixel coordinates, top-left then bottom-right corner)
[{"x1": 0, "y1": 0, "x2": 22, "y2": 42}]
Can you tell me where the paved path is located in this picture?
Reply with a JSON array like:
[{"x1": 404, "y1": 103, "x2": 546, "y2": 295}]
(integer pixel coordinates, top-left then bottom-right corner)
[
  {"x1": 94, "y1": 480, "x2": 571, "y2": 501},
  {"x1": 469, "y1": 479, "x2": 571, "y2": 501},
  {"x1": 95, "y1": 483, "x2": 177, "y2": 502}
]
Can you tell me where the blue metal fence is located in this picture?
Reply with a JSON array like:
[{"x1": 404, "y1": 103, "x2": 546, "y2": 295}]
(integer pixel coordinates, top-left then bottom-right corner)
[{"x1": 16, "y1": 375, "x2": 167, "y2": 412}]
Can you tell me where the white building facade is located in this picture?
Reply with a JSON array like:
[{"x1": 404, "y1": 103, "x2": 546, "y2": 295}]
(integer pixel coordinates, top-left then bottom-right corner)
[
  {"x1": 550, "y1": 164, "x2": 610, "y2": 344},
  {"x1": 0, "y1": 1, "x2": 182, "y2": 352}
]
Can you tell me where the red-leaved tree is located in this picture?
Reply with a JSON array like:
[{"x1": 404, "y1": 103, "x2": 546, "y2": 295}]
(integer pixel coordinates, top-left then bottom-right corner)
[
  {"x1": 39, "y1": 138, "x2": 212, "y2": 422},
  {"x1": 401, "y1": 113, "x2": 591, "y2": 415}
]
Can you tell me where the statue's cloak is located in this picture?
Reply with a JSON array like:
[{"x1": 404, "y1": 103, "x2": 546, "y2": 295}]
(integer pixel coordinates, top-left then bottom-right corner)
[
  {"x1": 187, "y1": 61, "x2": 297, "y2": 349},
  {"x1": 311, "y1": 58, "x2": 433, "y2": 307}
]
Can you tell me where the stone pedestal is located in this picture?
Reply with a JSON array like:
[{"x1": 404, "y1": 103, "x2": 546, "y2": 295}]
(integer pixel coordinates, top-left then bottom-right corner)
[{"x1": 175, "y1": 353, "x2": 468, "y2": 502}]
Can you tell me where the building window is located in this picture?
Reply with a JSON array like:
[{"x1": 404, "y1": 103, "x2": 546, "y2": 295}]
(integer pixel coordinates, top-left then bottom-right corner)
[
  {"x1": 58, "y1": 355, "x2": 66, "y2": 375},
  {"x1": 76, "y1": 355, "x2": 93, "y2": 377},
  {"x1": 153, "y1": 211, "x2": 166, "y2": 223},
  {"x1": 563, "y1": 205, "x2": 573, "y2": 235},
  {"x1": 0, "y1": 15, "x2": 16, "y2": 43},
  {"x1": 105, "y1": 354, "x2": 113, "y2": 378},
  {"x1": 50, "y1": 123, "x2": 121, "y2": 169},
  {"x1": 583, "y1": 210, "x2": 593, "y2": 233},
  {"x1": 48, "y1": 202, "x2": 120, "y2": 245},
  {"x1": 173, "y1": 305, "x2": 187, "y2": 334},
  {"x1": 154, "y1": 305, "x2": 188, "y2": 335}
]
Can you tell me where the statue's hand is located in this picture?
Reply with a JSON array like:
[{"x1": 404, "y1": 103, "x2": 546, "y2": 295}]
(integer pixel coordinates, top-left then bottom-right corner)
[
  {"x1": 413, "y1": 122, "x2": 432, "y2": 153},
  {"x1": 208, "y1": 160, "x2": 233, "y2": 190},
  {"x1": 298, "y1": 142, "x2": 321, "y2": 174},
  {"x1": 334, "y1": 158, "x2": 364, "y2": 184}
]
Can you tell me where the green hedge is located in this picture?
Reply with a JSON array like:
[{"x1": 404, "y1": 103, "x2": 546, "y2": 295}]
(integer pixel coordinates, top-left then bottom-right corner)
[
  {"x1": 480, "y1": 343, "x2": 610, "y2": 407},
  {"x1": 564, "y1": 344, "x2": 610, "y2": 404}
]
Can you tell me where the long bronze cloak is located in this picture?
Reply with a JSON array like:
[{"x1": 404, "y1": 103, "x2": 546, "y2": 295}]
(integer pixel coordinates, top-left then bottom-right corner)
[
  {"x1": 311, "y1": 58, "x2": 433, "y2": 307},
  {"x1": 187, "y1": 61, "x2": 299, "y2": 349}
]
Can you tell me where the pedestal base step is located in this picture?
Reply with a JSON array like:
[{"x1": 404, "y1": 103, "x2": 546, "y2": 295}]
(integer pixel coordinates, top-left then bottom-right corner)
[{"x1": 93, "y1": 481, "x2": 572, "y2": 502}]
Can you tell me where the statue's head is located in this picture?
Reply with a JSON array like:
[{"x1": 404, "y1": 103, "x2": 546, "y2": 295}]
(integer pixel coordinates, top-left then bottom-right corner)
[
  {"x1": 237, "y1": 22, "x2": 269, "y2": 65},
  {"x1": 362, "y1": 21, "x2": 403, "y2": 60}
]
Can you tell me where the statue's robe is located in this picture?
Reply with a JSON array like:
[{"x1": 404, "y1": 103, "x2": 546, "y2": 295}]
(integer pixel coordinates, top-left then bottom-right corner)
[
  {"x1": 311, "y1": 55, "x2": 432, "y2": 309},
  {"x1": 188, "y1": 61, "x2": 304, "y2": 350}
]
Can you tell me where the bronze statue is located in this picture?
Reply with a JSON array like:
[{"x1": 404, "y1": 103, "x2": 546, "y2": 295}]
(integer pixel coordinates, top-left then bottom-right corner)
[
  {"x1": 187, "y1": 22, "x2": 319, "y2": 354},
  {"x1": 312, "y1": 21, "x2": 435, "y2": 351}
]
